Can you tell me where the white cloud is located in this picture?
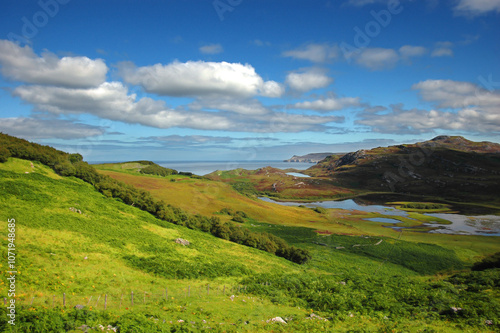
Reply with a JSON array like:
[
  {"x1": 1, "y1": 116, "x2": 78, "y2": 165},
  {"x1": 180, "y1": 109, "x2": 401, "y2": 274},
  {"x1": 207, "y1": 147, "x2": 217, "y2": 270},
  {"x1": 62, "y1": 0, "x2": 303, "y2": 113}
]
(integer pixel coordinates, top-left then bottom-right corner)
[
  {"x1": 355, "y1": 48, "x2": 399, "y2": 70},
  {"x1": 0, "y1": 39, "x2": 107, "y2": 88},
  {"x1": 285, "y1": 68, "x2": 333, "y2": 92},
  {"x1": 431, "y1": 41, "x2": 454, "y2": 57},
  {"x1": 118, "y1": 60, "x2": 283, "y2": 98},
  {"x1": 358, "y1": 104, "x2": 500, "y2": 133},
  {"x1": 399, "y1": 45, "x2": 428, "y2": 58},
  {"x1": 412, "y1": 79, "x2": 500, "y2": 109},
  {"x1": 358, "y1": 80, "x2": 500, "y2": 133},
  {"x1": 12, "y1": 82, "x2": 230, "y2": 130},
  {"x1": 282, "y1": 43, "x2": 339, "y2": 63},
  {"x1": 199, "y1": 43, "x2": 224, "y2": 54},
  {"x1": 261, "y1": 80, "x2": 286, "y2": 98},
  {"x1": 454, "y1": 0, "x2": 500, "y2": 15},
  {"x1": 0, "y1": 117, "x2": 105, "y2": 139},
  {"x1": 189, "y1": 97, "x2": 270, "y2": 115},
  {"x1": 12, "y1": 82, "x2": 336, "y2": 133},
  {"x1": 291, "y1": 96, "x2": 361, "y2": 112}
]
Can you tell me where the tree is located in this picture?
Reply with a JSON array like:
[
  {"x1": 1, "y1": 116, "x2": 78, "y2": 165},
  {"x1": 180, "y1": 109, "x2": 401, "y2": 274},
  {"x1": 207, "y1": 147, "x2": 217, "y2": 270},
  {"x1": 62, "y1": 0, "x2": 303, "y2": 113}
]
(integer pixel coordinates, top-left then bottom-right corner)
[{"x1": 0, "y1": 146, "x2": 11, "y2": 163}]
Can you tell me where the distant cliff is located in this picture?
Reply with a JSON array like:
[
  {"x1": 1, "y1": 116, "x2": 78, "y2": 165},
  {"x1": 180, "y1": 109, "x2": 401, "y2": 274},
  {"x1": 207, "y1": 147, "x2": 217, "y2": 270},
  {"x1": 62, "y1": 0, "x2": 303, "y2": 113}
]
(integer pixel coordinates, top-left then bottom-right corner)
[{"x1": 284, "y1": 152, "x2": 333, "y2": 163}]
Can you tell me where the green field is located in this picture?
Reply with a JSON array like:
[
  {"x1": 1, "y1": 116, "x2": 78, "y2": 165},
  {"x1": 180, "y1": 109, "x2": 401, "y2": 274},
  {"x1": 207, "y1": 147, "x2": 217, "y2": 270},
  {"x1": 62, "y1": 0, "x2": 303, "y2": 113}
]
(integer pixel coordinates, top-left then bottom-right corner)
[{"x1": 1, "y1": 147, "x2": 499, "y2": 331}]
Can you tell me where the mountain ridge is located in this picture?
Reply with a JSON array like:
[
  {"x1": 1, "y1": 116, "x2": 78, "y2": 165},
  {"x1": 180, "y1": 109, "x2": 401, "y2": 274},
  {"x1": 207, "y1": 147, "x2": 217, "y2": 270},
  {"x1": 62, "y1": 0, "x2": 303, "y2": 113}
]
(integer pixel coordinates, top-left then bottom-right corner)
[{"x1": 306, "y1": 136, "x2": 500, "y2": 204}]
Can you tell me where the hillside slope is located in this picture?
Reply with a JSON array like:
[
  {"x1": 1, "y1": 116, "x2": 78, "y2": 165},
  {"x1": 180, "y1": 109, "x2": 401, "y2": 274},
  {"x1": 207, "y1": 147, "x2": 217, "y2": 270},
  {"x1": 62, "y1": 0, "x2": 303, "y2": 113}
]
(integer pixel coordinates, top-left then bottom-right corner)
[
  {"x1": 0, "y1": 158, "x2": 320, "y2": 331},
  {"x1": 1, "y1": 134, "x2": 499, "y2": 331},
  {"x1": 306, "y1": 136, "x2": 500, "y2": 205}
]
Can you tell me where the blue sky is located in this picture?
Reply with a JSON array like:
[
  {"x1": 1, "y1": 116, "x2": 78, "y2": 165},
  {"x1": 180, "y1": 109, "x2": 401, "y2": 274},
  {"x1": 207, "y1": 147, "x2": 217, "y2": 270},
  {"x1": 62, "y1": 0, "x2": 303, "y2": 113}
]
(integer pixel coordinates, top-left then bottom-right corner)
[{"x1": 0, "y1": 0, "x2": 499, "y2": 162}]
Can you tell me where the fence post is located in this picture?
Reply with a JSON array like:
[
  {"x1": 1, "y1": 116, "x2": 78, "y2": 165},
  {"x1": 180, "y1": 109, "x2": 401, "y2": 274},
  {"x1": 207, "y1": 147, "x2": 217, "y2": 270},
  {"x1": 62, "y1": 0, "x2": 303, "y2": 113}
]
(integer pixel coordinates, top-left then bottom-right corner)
[
  {"x1": 131, "y1": 291, "x2": 134, "y2": 307},
  {"x1": 165, "y1": 287, "x2": 168, "y2": 301},
  {"x1": 3, "y1": 298, "x2": 6, "y2": 306},
  {"x1": 63, "y1": 293, "x2": 66, "y2": 308},
  {"x1": 120, "y1": 294, "x2": 123, "y2": 309},
  {"x1": 30, "y1": 297, "x2": 35, "y2": 306},
  {"x1": 207, "y1": 284, "x2": 210, "y2": 296},
  {"x1": 104, "y1": 294, "x2": 107, "y2": 310},
  {"x1": 188, "y1": 286, "x2": 191, "y2": 298}
]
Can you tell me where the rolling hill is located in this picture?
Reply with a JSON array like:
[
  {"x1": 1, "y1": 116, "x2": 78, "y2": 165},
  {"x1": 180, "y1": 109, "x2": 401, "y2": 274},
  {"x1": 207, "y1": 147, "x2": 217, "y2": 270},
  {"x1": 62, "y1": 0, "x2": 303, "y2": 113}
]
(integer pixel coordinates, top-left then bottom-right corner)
[
  {"x1": 1, "y1": 133, "x2": 499, "y2": 332},
  {"x1": 305, "y1": 136, "x2": 500, "y2": 205}
]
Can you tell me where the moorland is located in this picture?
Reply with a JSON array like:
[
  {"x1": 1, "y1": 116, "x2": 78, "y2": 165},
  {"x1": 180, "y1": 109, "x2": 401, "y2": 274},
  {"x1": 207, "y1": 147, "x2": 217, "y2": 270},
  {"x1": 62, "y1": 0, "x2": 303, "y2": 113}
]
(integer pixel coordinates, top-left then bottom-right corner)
[{"x1": 0, "y1": 133, "x2": 499, "y2": 332}]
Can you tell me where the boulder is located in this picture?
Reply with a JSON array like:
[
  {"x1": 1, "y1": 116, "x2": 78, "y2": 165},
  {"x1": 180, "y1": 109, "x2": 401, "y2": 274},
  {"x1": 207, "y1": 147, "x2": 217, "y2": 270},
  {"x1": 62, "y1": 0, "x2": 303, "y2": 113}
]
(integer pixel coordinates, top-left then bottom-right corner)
[
  {"x1": 266, "y1": 317, "x2": 287, "y2": 324},
  {"x1": 175, "y1": 238, "x2": 190, "y2": 246}
]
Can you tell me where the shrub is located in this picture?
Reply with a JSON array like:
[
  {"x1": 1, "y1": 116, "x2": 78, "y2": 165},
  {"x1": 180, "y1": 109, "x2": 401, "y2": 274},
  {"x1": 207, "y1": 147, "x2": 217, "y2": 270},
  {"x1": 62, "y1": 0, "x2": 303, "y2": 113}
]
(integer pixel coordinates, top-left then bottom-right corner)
[
  {"x1": 232, "y1": 215, "x2": 245, "y2": 223},
  {"x1": 0, "y1": 146, "x2": 11, "y2": 163},
  {"x1": 140, "y1": 164, "x2": 178, "y2": 176}
]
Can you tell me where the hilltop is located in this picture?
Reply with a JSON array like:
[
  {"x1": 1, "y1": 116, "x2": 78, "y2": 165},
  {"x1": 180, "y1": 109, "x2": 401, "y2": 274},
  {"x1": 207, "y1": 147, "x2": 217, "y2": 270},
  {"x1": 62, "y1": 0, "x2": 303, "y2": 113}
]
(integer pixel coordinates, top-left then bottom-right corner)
[{"x1": 305, "y1": 136, "x2": 500, "y2": 205}]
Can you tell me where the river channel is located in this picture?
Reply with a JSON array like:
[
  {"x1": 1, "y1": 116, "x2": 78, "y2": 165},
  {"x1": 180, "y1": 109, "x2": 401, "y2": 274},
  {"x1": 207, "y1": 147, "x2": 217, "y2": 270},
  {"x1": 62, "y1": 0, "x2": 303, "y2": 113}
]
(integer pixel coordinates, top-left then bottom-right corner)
[{"x1": 258, "y1": 197, "x2": 500, "y2": 236}]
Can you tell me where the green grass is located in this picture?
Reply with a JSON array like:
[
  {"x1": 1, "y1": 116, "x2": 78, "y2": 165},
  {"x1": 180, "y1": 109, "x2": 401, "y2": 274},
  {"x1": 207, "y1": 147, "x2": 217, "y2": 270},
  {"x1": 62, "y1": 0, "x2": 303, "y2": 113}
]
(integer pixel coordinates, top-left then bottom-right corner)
[
  {"x1": 1, "y1": 158, "x2": 500, "y2": 332},
  {"x1": 0, "y1": 158, "x2": 320, "y2": 331}
]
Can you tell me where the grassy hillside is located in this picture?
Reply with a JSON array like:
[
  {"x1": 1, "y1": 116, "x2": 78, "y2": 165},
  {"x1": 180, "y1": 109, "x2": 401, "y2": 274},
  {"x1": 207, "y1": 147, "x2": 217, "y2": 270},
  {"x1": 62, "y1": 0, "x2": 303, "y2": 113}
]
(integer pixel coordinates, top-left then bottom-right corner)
[
  {"x1": 0, "y1": 158, "x2": 319, "y2": 331},
  {"x1": 3, "y1": 157, "x2": 500, "y2": 332},
  {"x1": 95, "y1": 162, "x2": 500, "y2": 262},
  {"x1": 1, "y1": 133, "x2": 499, "y2": 331}
]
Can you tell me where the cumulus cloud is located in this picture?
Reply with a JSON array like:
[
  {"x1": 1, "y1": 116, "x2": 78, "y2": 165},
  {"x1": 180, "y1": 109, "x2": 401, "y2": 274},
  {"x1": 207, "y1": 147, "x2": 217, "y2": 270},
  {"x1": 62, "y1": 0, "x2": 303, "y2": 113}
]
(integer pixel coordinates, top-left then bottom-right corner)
[
  {"x1": 0, "y1": 39, "x2": 107, "y2": 88},
  {"x1": 118, "y1": 60, "x2": 283, "y2": 98},
  {"x1": 12, "y1": 82, "x2": 336, "y2": 133},
  {"x1": 282, "y1": 43, "x2": 340, "y2": 63},
  {"x1": 285, "y1": 68, "x2": 333, "y2": 92},
  {"x1": 290, "y1": 95, "x2": 361, "y2": 112},
  {"x1": 199, "y1": 43, "x2": 223, "y2": 54},
  {"x1": 13, "y1": 82, "x2": 233, "y2": 130},
  {"x1": 189, "y1": 96, "x2": 271, "y2": 116},
  {"x1": 358, "y1": 104, "x2": 500, "y2": 133},
  {"x1": 454, "y1": 0, "x2": 500, "y2": 15},
  {"x1": 412, "y1": 79, "x2": 500, "y2": 109},
  {"x1": 0, "y1": 117, "x2": 105, "y2": 139},
  {"x1": 355, "y1": 48, "x2": 399, "y2": 70},
  {"x1": 358, "y1": 80, "x2": 500, "y2": 133}
]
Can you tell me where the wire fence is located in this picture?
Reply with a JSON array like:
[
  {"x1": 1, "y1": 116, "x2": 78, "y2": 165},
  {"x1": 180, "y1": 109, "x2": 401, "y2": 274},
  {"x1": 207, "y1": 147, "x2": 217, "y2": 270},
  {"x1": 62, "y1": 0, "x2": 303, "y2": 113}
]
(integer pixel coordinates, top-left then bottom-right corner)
[{"x1": 5, "y1": 284, "x2": 249, "y2": 310}]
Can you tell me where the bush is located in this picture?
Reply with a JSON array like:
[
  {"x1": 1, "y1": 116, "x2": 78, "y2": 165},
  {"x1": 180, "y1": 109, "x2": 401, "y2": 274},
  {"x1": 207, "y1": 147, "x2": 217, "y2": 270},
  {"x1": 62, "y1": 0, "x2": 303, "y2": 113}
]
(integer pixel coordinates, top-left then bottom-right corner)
[
  {"x1": 0, "y1": 146, "x2": 11, "y2": 163},
  {"x1": 472, "y1": 252, "x2": 500, "y2": 271},
  {"x1": 232, "y1": 215, "x2": 245, "y2": 223},
  {"x1": 313, "y1": 206, "x2": 327, "y2": 214},
  {"x1": 140, "y1": 164, "x2": 178, "y2": 176}
]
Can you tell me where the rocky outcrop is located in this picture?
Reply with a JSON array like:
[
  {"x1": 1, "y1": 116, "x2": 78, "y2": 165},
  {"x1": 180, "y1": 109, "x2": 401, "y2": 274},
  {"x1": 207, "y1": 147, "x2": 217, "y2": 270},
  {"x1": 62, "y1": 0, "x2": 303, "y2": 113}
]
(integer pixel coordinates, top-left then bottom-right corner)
[
  {"x1": 266, "y1": 317, "x2": 287, "y2": 324},
  {"x1": 175, "y1": 238, "x2": 190, "y2": 246},
  {"x1": 334, "y1": 150, "x2": 367, "y2": 168}
]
